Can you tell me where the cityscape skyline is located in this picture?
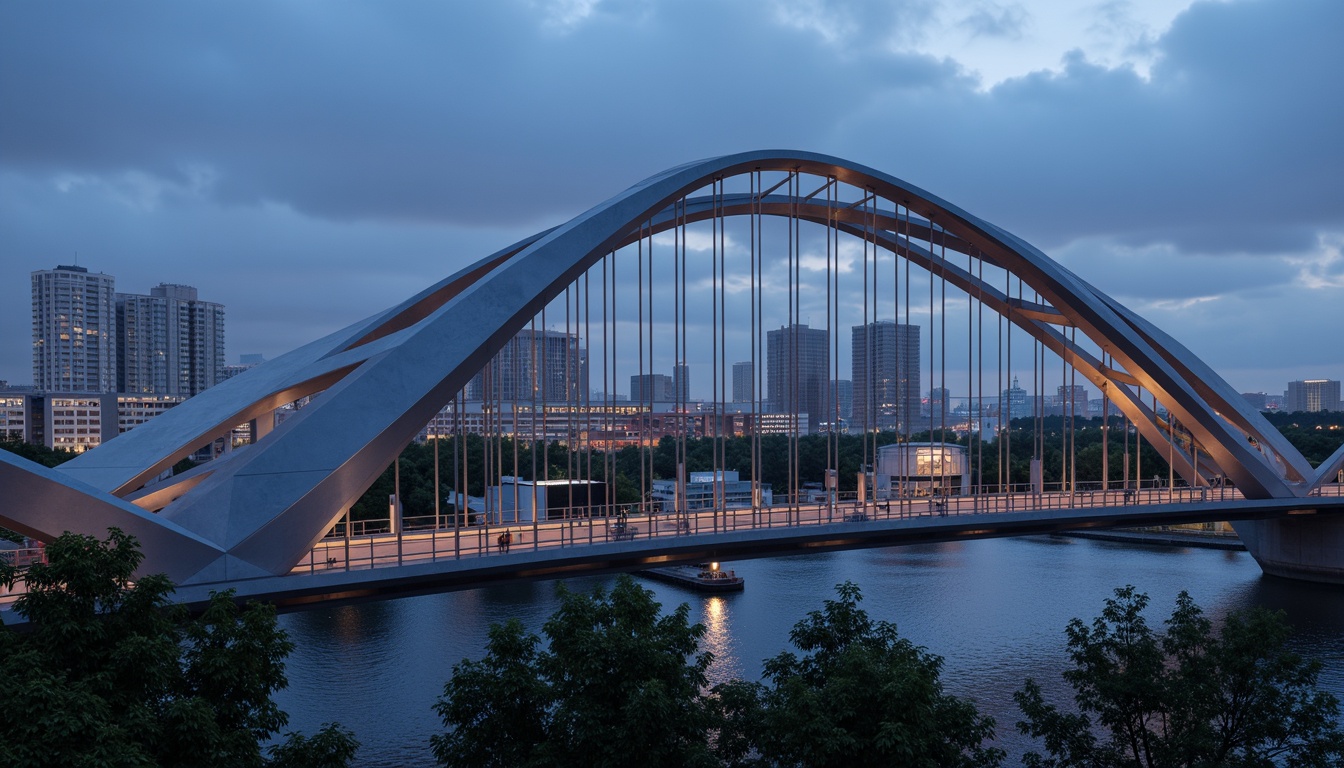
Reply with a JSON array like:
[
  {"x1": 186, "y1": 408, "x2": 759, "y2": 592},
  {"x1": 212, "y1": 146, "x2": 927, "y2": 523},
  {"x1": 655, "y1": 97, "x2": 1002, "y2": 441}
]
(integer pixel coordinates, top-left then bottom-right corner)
[
  {"x1": 29, "y1": 264, "x2": 225, "y2": 396},
  {"x1": 12, "y1": 264, "x2": 1340, "y2": 418},
  {"x1": 2, "y1": 1, "x2": 1341, "y2": 396}
]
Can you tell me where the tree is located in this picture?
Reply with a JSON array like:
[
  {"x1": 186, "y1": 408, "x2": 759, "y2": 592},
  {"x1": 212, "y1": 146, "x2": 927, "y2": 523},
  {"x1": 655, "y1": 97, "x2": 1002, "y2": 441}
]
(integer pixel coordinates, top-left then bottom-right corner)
[
  {"x1": 267, "y1": 724, "x2": 361, "y2": 768},
  {"x1": 1015, "y1": 586, "x2": 1344, "y2": 768},
  {"x1": 432, "y1": 619, "x2": 551, "y2": 768},
  {"x1": 717, "y1": 582, "x2": 1004, "y2": 768},
  {"x1": 0, "y1": 528, "x2": 358, "y2": 768},
  {"x1": 433, "y1": 576, "x2": 718, "y2": 768}
]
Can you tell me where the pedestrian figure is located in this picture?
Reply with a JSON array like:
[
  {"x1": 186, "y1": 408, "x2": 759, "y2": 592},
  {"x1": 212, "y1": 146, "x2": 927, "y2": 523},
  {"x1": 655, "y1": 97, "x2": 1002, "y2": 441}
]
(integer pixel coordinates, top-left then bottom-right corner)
[
  {"x1": 503, "y1": 530, "x2": 513, "y2": 553},
  {"x1": 496, "y1": 533, "x2": 506, "y2": 553}
]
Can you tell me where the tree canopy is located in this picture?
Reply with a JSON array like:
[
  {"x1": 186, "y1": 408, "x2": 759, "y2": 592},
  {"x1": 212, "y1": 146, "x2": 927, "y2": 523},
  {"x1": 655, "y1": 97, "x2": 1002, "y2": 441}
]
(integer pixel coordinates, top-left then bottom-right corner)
[
  {"x1": 434, "y1": 579, "x2": 1003, "y2": 768},
  {"x1": 716, "y1": 582, "x2": 1004, "y2": 768},
  {"x1": 1015, "y1": 586, "x2": 1344, "y2": 768},
  {"x1": 0, "y1": 528, "x2": 357, "y2": 768},
  {"x1": 433, "y1": 576, "x2": 718, "y2": 768}
]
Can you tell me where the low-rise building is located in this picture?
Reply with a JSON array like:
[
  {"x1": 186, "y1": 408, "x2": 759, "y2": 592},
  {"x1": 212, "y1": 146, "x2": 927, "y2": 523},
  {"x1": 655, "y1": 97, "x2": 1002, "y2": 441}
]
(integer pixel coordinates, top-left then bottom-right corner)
[
  {"x1": 487, "y1": 477, "x2": 608, "y2": 523},
  {"x1": 650, "y1": 470, "x2": 772, "y2": 514}
]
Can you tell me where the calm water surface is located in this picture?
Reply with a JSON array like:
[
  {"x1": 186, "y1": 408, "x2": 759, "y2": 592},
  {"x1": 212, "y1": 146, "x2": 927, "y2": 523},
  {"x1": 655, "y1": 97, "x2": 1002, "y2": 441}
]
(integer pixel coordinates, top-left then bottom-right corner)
[{"x1": 275, "y1": 536, "x2": 1344, "y2": 766}]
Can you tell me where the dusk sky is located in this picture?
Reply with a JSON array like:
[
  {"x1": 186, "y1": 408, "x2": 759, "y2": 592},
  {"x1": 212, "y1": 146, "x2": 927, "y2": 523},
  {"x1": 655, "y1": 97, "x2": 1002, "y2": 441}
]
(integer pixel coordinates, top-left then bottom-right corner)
[{"x1": 2, "y1": 0, "x2": 1340, "y2": 396}]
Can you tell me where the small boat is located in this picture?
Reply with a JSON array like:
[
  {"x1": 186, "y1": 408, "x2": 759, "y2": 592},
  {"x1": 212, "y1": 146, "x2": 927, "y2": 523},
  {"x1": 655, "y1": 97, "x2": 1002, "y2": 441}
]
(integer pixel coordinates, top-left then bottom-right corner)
[{"x1": 640, "y1": 562, "x2": 744, "y2": 592}]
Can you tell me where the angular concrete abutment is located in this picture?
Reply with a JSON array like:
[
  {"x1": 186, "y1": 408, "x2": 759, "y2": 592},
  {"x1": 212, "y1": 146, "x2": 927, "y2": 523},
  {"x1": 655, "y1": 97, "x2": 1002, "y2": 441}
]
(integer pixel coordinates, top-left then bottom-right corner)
[{"x1": 1234, "y1": 516, "x2": 1344, "y2": 585}]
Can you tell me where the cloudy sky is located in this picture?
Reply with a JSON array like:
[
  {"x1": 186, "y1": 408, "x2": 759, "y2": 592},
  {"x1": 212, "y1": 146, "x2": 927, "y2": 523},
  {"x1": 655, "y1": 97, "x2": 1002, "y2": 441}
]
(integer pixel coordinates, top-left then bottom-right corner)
[{"x1": 2, "y1": 0, "x2": 1340, "y2": 397}]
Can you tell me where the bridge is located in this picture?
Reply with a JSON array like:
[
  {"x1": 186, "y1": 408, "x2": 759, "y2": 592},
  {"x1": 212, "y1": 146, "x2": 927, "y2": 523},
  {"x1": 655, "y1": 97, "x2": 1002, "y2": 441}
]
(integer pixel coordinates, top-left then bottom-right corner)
[{"x1": 3, "y1": 150, "x2": 1343, "y2": 613}]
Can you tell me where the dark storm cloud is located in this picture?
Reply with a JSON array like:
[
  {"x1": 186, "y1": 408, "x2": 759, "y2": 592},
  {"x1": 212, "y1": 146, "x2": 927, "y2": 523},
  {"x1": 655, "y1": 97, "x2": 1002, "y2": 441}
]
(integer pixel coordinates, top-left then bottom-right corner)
[
  {"x1": 0, "y1": 0, "x2": 962, "y2": 227},
  {"x1": 838, "y1": 0, "x2": 1344, "y2": 254},
  {"x1": 5, "y1": 0, "x2": 1337, "y2": 250},
  {"x1": 1, "y1": 0, "x2": 1340, "y2": 391},
  {"x1": 0, "y1": 1, "x2": 967, "y2": 225}
]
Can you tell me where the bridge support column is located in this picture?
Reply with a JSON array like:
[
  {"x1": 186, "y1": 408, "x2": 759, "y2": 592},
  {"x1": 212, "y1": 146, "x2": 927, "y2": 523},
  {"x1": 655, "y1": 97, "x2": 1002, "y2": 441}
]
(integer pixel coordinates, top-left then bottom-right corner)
[{"x1": 1233, "y1": 517, "x2": 1344, "y2": 585}]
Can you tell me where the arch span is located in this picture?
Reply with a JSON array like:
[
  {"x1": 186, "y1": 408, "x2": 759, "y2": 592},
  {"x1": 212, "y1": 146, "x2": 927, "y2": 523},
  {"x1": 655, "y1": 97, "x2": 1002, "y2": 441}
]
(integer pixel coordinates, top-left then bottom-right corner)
[{"x1": 3, "y1": 150, "x2": 1338, "y2": 585}]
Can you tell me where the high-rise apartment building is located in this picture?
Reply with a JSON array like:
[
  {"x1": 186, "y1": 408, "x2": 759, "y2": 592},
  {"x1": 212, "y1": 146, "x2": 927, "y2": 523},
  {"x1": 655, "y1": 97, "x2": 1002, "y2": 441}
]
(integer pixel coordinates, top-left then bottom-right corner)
[
  {"x1": 1056, "y1": 384, "x2": 1091, "y2": 417},
  {"x1": 1241, "y1": 392, "x2": 1270, "y2": 411},
  {"x1": 732, "y1": 361, "x2": 753, "y2": 403},
  {"x1": 630, "y1": 373, "x2": 675, "y2": 403},
  {"x1": 766, "y1": 324, "x2": 829, "y2": 431},
  {"x1": 1287, "y1": 379, "x2": 1341, "y2": 412},
  {"x1": 466, "y1": 329, "x2": 587, "y2": 403},
  {"x1": 117, "y1": 284, "x2": 225, "y2": 396},
  {"x1": 832, "y1": 379, "x2": 853, "y2": 421},
  {"x1": 672, "y1": 362, "x2": 690, "y2": 402},
  {"x1": 31, "y1": 265, "x2": 118, "y2": 393},
  {"x1": 1002, "y1": 376, "x2": 1030, "y2": 420},
  {"x1": 926, "y1": 387, "x2": 951, "y2": 423},
  {"x1": 851, "y1": 321, "x2": 919, "y2": 431}
]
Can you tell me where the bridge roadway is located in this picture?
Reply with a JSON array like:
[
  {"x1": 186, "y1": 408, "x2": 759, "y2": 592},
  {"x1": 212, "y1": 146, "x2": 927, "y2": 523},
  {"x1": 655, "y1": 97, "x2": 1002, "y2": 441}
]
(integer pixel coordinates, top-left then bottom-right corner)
[
  {"x1": 4, "y1": 486, "x2": 1341, "y2": 619},
  {"x1": 200, "y1": 485, "x2": 1344, "y2": 612}
]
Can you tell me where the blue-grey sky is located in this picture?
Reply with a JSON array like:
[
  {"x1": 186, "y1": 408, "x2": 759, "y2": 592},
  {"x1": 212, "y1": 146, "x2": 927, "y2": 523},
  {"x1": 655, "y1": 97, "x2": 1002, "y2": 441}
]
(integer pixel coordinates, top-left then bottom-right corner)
[{"x1": 2, "y1": 0, "x2": 1340, "y2": 395}]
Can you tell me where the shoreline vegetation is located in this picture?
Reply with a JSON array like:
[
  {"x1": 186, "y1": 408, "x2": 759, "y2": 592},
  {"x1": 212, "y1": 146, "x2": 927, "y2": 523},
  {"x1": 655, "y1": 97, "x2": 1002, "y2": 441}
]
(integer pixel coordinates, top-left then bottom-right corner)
[{"x1": 5, "y1": 530, "x2": 1343, "y2": 767}]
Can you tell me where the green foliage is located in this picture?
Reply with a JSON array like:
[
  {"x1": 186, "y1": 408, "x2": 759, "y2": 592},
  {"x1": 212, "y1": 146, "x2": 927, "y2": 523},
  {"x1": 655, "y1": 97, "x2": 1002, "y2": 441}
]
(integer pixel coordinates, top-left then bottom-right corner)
[
  {"x1": 1258, "y1": 411, "x2": 1344, "y2": 468},
  {"x1": 432, "y1": 619, "x2": 550, "y2": 768},
  {"x1": 719, "y1": 582, "x2": 1004, "y2": 768},
  {"x1": 433, "y1": 579, "x2": 1001, "y2": 768},
  {"x1": 351, "y1": 420, "x2": 1180, "y2": 522},
  {"x1": 433, "y1": 576, "x2": 719, "y2": 768},
  {"x1": 1015, "y1": 586, "x2": 1344, "y2": 768},
  {"x1": 348, "y1": 409, "x2": 1341, "y2": 519},
  {"x1": 0, "y1": 438, "x2": 78, "y2": 467},
  {"x1": 0, "y1": 528, "x2": 356, "y2": 768},
  {"x1": 268, "y1": 724, "x2": 361, "y2": 768}
]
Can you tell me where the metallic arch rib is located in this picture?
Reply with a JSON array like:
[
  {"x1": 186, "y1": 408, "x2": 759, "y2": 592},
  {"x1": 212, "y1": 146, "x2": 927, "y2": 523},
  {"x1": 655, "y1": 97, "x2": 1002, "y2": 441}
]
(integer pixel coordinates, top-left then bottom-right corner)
[{"x1": 0, "y1": 150, "x2": 1319, "y2": 585}]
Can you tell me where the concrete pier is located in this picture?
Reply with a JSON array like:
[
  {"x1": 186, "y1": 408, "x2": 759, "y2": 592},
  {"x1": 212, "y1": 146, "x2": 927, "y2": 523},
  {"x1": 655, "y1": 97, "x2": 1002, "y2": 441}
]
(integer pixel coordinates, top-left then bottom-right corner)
[{"x1": 1235, "y1": 516, "x2": 1344, "y2": 585}]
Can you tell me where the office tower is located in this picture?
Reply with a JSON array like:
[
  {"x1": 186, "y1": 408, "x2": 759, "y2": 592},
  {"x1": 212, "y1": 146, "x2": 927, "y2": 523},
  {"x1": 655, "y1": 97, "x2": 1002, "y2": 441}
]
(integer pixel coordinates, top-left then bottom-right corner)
[
  {"x1": 1287, "y1": 379, "x2": 1341, "y2": 412},
  {"x1": 1056, "y1": 384, "x2": 1090, "y2": 417},
  {"x1": 466, "y1": 328, "x2": 587, "y2": 403},
  {"x1": 766, "y1": 324, "x2": 829, "y2": 430},
  {"x1": 117, "y1": 284, "x2": 226, "y2": 396},
  {"x1": 850, "y1": 321, "x2": 920, "y2": 431},
  {"x1": 672, "y1": 362, "x2": 690, "y2": 402},
  {"x1": 927, "y1": 387, "x2": 950, "y2": 423},
  {"x1": 31, "y1": 265, "x2": 118, "y2": 393},
  {"x1": 732, "y1": 361, "x2": 753, "y2": 403},
  {"x1": 630, "y1": 373, "x2": 675, "y2": 403},
  {"x1": 1002, "y1": 376, "x2": 1030, "y2": 420},
  {"x1": 832, "y1": 379, "x2": 852, "y2": 421},
  {"x1": 1241, "y1": 392, "x2": 1269, "y2": 411}
]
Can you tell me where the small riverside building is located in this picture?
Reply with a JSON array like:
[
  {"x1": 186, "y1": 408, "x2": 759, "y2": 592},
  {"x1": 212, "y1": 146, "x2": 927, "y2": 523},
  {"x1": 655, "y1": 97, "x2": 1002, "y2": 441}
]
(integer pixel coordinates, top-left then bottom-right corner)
[
  {"x1": 875, "y1": 442, "x2": 969, "y2": 498},
  {"x1": 486, "y1": 477, "x2": 607, "y2": 523}
]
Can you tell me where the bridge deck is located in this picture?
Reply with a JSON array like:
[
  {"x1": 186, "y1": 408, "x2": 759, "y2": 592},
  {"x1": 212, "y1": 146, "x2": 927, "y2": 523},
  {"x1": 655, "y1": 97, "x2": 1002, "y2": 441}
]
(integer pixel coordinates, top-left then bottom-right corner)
[{"x1": 5, "y1": 487, "x2": 1341, "y2": 620}]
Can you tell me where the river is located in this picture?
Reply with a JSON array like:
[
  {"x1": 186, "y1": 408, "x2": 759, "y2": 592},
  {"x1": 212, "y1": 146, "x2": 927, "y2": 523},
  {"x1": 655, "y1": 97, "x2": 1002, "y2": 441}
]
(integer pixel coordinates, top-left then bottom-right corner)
[{"x1": 274, "y1": 535, "x2": 1344, "y2": 766}]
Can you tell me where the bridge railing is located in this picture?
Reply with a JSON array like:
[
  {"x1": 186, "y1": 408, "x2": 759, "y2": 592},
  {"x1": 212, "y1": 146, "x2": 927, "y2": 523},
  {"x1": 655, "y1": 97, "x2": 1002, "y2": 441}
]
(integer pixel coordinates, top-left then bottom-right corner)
[
  {"x1": 292, "y1": 483, "x2": 1247, "y2": 576},
  {"x1": 0, "y1": 547, "x2": 45, "y2": 601},
  {"x1": 320, "y1": 478, "x2": 1244, "y2": 543}
]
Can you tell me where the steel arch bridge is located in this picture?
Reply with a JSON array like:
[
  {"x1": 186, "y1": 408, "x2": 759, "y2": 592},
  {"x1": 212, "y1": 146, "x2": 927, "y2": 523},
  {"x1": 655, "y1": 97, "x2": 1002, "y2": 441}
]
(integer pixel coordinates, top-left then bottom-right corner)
[{"x1": 3, "y1": 150, "x2": 1343, "y2": 596}]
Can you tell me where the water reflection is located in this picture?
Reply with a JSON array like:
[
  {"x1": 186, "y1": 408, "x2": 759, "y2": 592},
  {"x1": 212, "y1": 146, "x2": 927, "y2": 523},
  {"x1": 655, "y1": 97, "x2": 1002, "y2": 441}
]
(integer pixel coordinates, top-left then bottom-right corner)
[
  {"x1": 275, "y1": 537, "x2": 1344, "y2": 767},
  {"x1": 699, "y1": 595, "x2": 741, "y2": 686}
]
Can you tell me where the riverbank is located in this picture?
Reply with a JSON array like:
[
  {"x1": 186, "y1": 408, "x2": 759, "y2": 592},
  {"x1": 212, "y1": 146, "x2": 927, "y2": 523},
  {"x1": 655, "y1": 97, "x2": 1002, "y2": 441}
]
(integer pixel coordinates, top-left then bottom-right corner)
[{"x1": 1053, "y1": 528, "x2": 1245, "y2": 551}]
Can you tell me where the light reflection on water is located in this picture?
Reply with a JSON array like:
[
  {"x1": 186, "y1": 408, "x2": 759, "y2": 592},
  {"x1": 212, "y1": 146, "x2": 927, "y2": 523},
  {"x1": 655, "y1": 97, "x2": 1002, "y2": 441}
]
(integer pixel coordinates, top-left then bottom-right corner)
[
  {"x1": 700, "y1": 596, "x2": 741, "y2": 686},
  {"x1": 275, "y1": 537, "x2": 1344, "y2": 767}
]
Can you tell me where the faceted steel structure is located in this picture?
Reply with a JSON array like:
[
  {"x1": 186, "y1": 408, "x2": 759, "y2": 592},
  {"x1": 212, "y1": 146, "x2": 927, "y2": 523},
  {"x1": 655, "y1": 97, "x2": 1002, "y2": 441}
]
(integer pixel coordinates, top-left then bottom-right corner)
[{"x1": 2, "y1": 151, "x2": 1343, "y2": 585}]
